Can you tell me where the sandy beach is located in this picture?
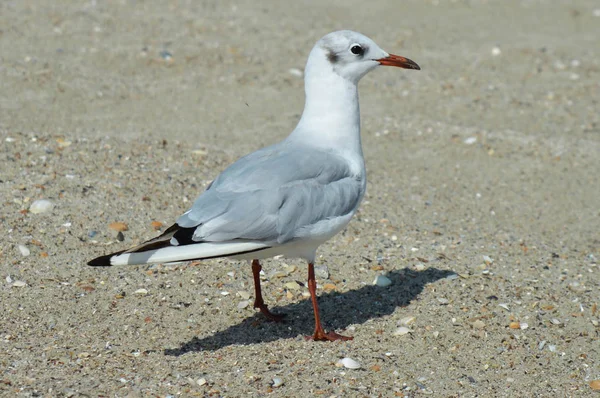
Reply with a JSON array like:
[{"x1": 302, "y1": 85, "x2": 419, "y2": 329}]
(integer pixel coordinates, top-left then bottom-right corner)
[{"x1": 1, "y1": 0, "x2": 599, "y2": 396}]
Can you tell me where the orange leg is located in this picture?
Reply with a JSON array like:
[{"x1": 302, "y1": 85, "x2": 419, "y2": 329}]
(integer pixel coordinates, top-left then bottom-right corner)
[
  {"x1": 306, "y1": 262, "x2": 353, "y2": 341},
  {"x1": 251, "y1": 260, "x2": 285, "y2": 322}
]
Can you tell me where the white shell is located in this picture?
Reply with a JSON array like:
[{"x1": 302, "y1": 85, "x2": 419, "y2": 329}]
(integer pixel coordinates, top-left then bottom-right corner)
[
  {"x1": 134, "y1": 288, "x2": 148, "y2": 296},
  {"x1": 18, "y1": 245, "x2": 30, "y2": 257},
  {"x1": 337, "y1": 357, "x2": 361, "y2": 369},
  {"x1": 12, "y1": 281, "x2": 27, "y2": 287},
  {"x1": 272, "y1": 377, "x2": 284, "y2": 387},
  {"x1": 393, "y1": 327, "x2": 411, "y2": 336},
  {"x1": 373, "y1": 275, "x2": 392, "y2": 287},
  {"x1": 29, "y1": 199, "x2": 54, "y2": 214}
]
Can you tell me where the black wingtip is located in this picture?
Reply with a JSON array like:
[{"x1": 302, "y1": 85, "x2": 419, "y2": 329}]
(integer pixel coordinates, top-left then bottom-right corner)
[
  {"x1": 88, "y1": 248, "x2": 128, "y2": 266},
  {"x1": 87, "y1": 253, "x2": 115, "y2": 266}
]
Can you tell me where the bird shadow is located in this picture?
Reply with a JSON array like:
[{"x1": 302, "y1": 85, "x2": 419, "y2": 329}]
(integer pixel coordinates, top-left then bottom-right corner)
[{"x1": 164, "y1": 267, "x2": 455, "y2": 355}]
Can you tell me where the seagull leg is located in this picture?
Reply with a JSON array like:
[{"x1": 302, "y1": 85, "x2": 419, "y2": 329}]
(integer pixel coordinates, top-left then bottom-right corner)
[
  {"x1": 306, "y1": 262, "x2": 353, "y2": 341},
  {"x1": 251, "y1": 259, "x2": 285, "y2": 322}
]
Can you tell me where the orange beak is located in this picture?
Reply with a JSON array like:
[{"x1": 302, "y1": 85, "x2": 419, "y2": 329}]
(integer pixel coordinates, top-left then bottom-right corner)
[{"x1": 377, "y1": 54, "x2": 420, "y2": 70}]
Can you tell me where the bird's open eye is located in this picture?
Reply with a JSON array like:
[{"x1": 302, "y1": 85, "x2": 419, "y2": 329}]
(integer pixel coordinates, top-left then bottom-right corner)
[{"x1": 350, "y1": 44, "x2": 364, "y2": 56}]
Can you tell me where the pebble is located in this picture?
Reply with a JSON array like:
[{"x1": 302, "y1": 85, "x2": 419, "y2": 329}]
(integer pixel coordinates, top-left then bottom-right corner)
[
  {"x1": 393, "y1": 326, "x2": 411, "y2": 336},
  {"x1": 373, "y1": 275, "x2": 392, "y2": 287},
  {"x1": 437, "y1": 298, "x2": 449, "y2": 305},
  {"x1": 29, "y1": 199, "x2": 54, "y2": 214},
  {"x1": 315, "y1": 265, "x2": 329, "y2": 279},
  {"x1": 520, "y1": 322, "x2": 529, "y2": 330},
  {"x1": 272, "y1": 377, "x2": 284, "y2": 388},
  {"x1": 472, "y1": 320, "x2": 486, "y2": 329},
  {"x1": 159, "y1": 50, "x2": 173, "y2": 61},
  {"x1": 237, "y1": 291, "x2": 251, "y2": 300},
  {"x1": 18, "y1": 244, "x2": 30, "y2": 256},
  {"x1": 134, "y1": 288, "x2": 148, "y2": 296},
  {"x1": 568, "y1": 282, "x2": 585, "y2": 293},
  {"x1": 464, "y1": 137, "x2": 477, "y2": 145},
  {"x1": 151, "y1": 221, "x2": 163, "y2": 230},
  {"x1": 590, "y1": 380, "x2": 600, "y2": 391},
  {"x1": 323, "y1": 283, "x2": 336, "y2": 292},
  {"x1": 284, "y1": 281, "x2": 301, "y2": 290},
  {"x1": 12, "y1": 281, "x2": 27, "y2": 287},
  {"x1": 509, "y1": 322, "x2": 520, "y2": 329},
  {"x1": 237, "y1": 300, "x2": 250, "y2": 309},
  {"x1": 482, "y1": 255, "x2": 493, "y2": 265},
  {"x1": 109, "y1": 222, "x2": 129, "y2": 232},
  {"x1": 197, "y1": 378, "x2": 207, "y2": 386},
  {"x1": 336, "y1": 357, "x2": 361, "y2": 369}
]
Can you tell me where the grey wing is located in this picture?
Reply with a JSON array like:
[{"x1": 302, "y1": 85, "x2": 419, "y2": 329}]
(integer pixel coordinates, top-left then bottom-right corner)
[{"x1": 176, "y1": 142, "x2": 364, "y2": 243}]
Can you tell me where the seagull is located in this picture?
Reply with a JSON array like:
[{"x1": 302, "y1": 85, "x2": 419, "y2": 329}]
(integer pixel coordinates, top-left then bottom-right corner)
[{"x1": 89, "y1": 30, "x2": 420, "y2": 341}]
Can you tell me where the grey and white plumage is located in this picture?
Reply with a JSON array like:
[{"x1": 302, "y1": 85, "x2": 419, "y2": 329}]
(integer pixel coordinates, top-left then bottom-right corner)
[{"x1": 88, "y1": 29, "x2": 419, "y2": 341}]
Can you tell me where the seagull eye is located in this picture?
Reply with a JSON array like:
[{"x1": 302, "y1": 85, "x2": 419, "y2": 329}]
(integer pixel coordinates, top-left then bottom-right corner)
[{"x1": 350, "y1": 45, "x2": 364, "y2": 56}]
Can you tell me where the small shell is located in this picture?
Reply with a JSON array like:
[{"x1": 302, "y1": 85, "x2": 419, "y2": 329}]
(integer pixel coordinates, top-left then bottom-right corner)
[
  {"x1": 29, "y1": 199, "x2": 54, "y2": 214},
  {"x1": 237, "y1": 300, "x2": 250, "y2": 309},
  {"x1": 373, "y1": 275, "x2": 392, "y2": 287},
  {"x1": 18, "y1": 245, "x2": 30, "y2": 257},
  {"x1": 272, "y1": 377, "x2": 284, "y2": 388},
  {"x1": 288, "y1": 68, "x2": 303, "y2": 77},
  {"x1": 134, "y1": 288, "x2": 148, "y2": 296},
  {"x1": 399, "y1": 316, "x2": 416, "y2": 326},
  {"x1": 337, "y1": 357, "x2": 361, "y2": 369},
  {"x1": 197, "y1": 378, "x2": 207, "y2": 386},
  {"x1": 393, "y1": 327, "x2": 411, "y2": 336},
  {"x1": 12, "y1": 280, "x2": 27, "y2": 287}
]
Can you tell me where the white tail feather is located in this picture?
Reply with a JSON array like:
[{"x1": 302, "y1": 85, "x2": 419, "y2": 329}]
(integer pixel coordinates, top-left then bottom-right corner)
[{"x1": 110, "y1": 241, "x2": 270, "y2": 266}]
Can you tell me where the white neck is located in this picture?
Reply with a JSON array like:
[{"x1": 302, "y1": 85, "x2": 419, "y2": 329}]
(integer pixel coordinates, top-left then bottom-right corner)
[{"x1": 288, "y1": 47, "x2": 363, "y2": 156}]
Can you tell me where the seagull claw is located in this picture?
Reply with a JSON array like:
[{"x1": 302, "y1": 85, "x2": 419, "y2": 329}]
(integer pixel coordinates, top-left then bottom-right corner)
[{"x1": 306, "y1": 329, "x2": 353, "y2": 342}]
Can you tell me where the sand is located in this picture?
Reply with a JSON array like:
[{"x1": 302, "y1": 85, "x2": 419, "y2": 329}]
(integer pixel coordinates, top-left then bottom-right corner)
[{"x1": 1, "y1": 0, "x2": 599, "y2": 396}]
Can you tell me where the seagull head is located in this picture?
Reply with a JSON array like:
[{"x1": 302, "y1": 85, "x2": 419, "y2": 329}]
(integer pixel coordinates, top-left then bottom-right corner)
[{"x1": 308, "y1": 30, "x2": 420, "y2": 84}]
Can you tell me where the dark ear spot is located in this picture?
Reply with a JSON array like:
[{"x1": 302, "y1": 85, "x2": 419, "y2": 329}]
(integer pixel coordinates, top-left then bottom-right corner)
[{"x1": 327, "y1": 49, "x2": 339, "y2": 64}]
